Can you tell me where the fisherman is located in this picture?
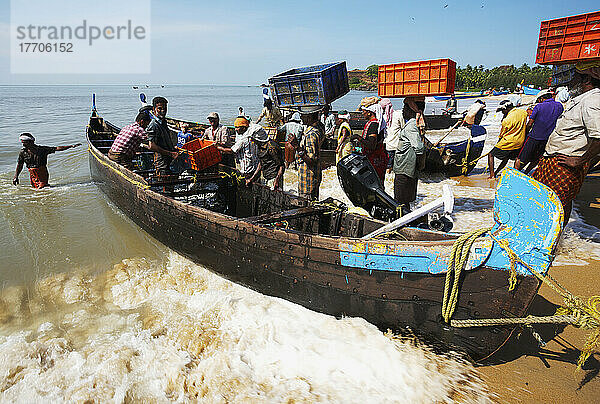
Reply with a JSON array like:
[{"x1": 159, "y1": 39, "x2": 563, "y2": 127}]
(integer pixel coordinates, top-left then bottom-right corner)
[
  {"x1": 358, "y1": 98, "x2": 388, "y2": 183},
  {"x1": 12, "y1": 133, "x2": 81, "y2": 188},
  {"x1": 146, "y1": 96, "x2": 179, "y2": 176},
  {"x1": 278, "y1": 112, "x2": 304, "y2": 168},
  {"x1": 335, "y1": 110, "x2": 353, "y2": 163},
  {"x1": 204, "y1": 111, "x2": 236, "y2": 167},
  {"x1": 221, "y1": 117, "x2": 260, "y2": 185},
  {"x1": 463, "y1": 99, "x2": 486, "y2": 125},
  {"x1": 321, "y1": 104, "x2": 336, "y2": 140},
  {"x1": 514, "y1": 89, "x2": 564, "y2": 174},
  {"x1": 392, "y1": 99, "x2": 426, "y2": 215},
  {"x1": 487, "y1": 99, "x2": 528, "y2": 179},
  {"x1": 108, "y1": 109, "x2": 152, "y2": 170},
  {"x1": 257, "y1": 97, "x2": 283, "y2": 127},
  {"x1": 290, "y1": 109, "x2": 322, "y2": 200},
  {"x1": 444, "y1": 93, "x2": 457, "y2": 115},
  {"x1": 249, "y1": 127, "x2": 285, "y2": 190},
  {"x1": 533, "y1": 62, "x2": 600, "y2": 224}
]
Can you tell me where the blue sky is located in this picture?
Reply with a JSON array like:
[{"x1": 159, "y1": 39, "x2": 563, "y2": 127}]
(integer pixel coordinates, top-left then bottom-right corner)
[{"x1": 0, "y1": 0, "x2": 598, "y2": 84}]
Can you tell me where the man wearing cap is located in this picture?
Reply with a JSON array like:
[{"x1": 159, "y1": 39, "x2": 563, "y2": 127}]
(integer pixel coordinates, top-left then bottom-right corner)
[
  {"x1": 13, "y1": 133, "x2": 81, "y2": 188},
  {"x1": 221, "y1": 117, "x2": 260, "y2": 184},
  {"x1": 514, "y1": 89, "x2": 563, "y2": 174},
  {"x1": 146, "y1": 96, "x2": 179, "y2": 176},
  {"x1": 487, "y1": 100, "x2": 528, "y2": 179},
  {"x1": 290, "y1": 110, "x2": 323, "y2": 200},
  {"x1": 249, "y1": 128, "x2": 285, "y2": 190},
  {"x1": 533, "y1": 62, "x2": 600, "y2": 224},
  {"x1": 204, "y1": 112, "x2": 236, "y2": 167}
]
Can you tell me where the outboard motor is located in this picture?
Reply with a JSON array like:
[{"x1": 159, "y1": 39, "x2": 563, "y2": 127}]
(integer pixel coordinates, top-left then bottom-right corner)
[
  {"x1": 337, "y1": 153, "x2": 454, "y2": 232},
  {"x1": 337, "y1": 154, "x2": 400, "y2": 221}
]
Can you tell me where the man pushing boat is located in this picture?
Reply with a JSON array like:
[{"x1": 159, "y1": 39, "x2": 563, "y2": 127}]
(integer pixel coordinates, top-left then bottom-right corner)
[{"x1": 12, "y1": 133, "x2": 81, "y2": 189}]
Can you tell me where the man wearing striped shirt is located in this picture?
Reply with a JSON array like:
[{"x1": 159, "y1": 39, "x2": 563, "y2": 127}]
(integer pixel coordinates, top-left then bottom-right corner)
[{"x1": 108, "y1": 109, "x2": 151, "y2": 170}]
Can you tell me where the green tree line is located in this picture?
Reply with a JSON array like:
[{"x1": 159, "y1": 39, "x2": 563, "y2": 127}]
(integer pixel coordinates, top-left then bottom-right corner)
[{"x1": 456, "y1": 64, "x2": 552, "y2": 91}]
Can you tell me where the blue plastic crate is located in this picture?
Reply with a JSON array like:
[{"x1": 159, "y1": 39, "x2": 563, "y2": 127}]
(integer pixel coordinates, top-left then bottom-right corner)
[
  {"x1": 551, "y1": 64, "x2": 575, "y2": 86},
  {"x1": 268, "y1": 62, "x2": 349, "y2": 108}
]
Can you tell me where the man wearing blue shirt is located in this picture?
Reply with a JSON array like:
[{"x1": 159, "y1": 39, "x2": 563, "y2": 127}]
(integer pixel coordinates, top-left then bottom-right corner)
[{"x1": 514, "y1": 90, "x2": 564, "y2": 174}]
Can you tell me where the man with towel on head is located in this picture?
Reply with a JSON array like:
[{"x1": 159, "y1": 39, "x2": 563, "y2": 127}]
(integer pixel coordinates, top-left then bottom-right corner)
[
  {"x1": 533, "y1": 61, "x2": 600, "y2": 224},
  {"x1": 13, "y1": 133, "x2": 81, "y2": 188},
  {"x1": 487, "y1": 99, "x2": 528, "y2": 179},
  {"x1": 220, "y1": 116, "x2": 261, "y2": 186}
]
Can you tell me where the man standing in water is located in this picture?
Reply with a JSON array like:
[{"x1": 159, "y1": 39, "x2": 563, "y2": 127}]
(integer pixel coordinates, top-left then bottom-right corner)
[
  {"x1": 12, "y1": 133, "x2": 81, "y2": 188},
  {"x1": 146, "y1": 96, "x2": 179, "y2": 176},
  {"x1": 533, "y1": 63, "x2": 600, "y2": 224}
]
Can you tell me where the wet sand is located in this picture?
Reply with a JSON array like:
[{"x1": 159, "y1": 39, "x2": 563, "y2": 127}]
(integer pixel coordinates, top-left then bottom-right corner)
[
  {"x1": 449, "y1": 171, "x2": 600, "y2": 402},
  {"x1": 478, "y1": 260, "x2": 600, "y2": 403}
]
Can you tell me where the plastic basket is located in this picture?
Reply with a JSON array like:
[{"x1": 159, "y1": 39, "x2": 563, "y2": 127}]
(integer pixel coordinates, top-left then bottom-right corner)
[
  {"x1": 179, "y1": 138, "x2": 221, "y2": 171},
  {"x1": 378, "y1": 59, "x2": 456, "y2": 97},
  {"x1": 536, "y1": 11, "x2": 600, "y2": 65},
  {"x1": 268, "y1": 62, "x2": 349, "y2": 107}
]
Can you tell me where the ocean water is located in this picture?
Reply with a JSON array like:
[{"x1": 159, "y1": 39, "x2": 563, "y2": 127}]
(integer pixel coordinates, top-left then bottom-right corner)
[{"x1": 0, "y1": 85, "x2": 597, "y2": 402}]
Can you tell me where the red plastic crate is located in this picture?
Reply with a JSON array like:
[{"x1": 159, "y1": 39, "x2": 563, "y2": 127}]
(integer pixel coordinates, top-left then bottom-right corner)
[
  {"x1": 536, "y1": 11, "x2": 600, "y2": 65},
  {"x1": 378, "y1": 59, "x2": 456, "y2": 97},
  {"x1": 179, "y1": 138, "x2": 221, "y2": 171}
]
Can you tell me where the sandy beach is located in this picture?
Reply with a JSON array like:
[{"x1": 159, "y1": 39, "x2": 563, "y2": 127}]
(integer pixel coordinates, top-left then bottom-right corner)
[{"x1": 452, "y1": 171, "x2": 600, "y2": 403}]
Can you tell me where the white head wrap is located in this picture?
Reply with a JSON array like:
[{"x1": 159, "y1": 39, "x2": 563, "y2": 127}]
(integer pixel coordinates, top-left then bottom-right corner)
[
  {"x1": 19, "y1": 133, "x2": 35, "y2": 142},
  {"x1": 363, "y1": 103, "x2": 387, "y2": 134}
]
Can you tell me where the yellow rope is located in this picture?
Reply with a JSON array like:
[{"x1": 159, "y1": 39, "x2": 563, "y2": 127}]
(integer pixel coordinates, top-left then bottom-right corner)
[
  {"x1": 88, "y1": 146, "x2": 150, "y2": 189},
  {"x1": 460, "y1": 138, "x2": 472, "y2": 175},
  {"x1": 479, "y1": 233, "x2": 600, "y2": 369},
  {"x1": 442, "y1": 228, "x2": 492, "y2": 323}
]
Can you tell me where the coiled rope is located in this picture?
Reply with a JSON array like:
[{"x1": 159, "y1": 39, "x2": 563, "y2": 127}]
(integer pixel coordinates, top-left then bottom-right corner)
[{"x1": 442, "y1": 228, "x2": 600, "y2": 369}]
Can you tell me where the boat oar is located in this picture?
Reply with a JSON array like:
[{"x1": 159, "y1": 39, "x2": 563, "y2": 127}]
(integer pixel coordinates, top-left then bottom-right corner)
[
  {"x1": 362, "y1": 184, "x2": 454, "y2": 240},
  {"x1": 433, "y1": 119, "x2": 464, "y2": 147}
]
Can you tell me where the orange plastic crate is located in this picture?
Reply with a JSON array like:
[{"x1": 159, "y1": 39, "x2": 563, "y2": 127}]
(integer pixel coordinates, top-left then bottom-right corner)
[
  {"x1": 378, "y1": 59, "x2": 456, "y2": 97},
  {"x1": 536, "y1": 11, "x2": 600, "y2": 65},
  {"x1": 179, "y1": 138, "x2": 221, "y2": 171}
]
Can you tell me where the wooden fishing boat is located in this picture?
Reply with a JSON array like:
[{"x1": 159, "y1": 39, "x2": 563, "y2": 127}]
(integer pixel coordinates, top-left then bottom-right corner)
[{"x1": 88, "y1": 101, "x2": 564, "y2": 361}]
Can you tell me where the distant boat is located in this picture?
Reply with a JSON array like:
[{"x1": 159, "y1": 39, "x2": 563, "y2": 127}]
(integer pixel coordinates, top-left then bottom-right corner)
[
  {"x1": 433, "y1": 92, "x2": 484, "y2": 101},
  {"x1": 492, "y1": 90, "x2": 508, "y2": 96},
  {"x1": 132, "y1": 86, "x2": 139, "y2": 89},
  {"x1": 522, "y1": 85, "x2": 541, "y2": 96}
]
